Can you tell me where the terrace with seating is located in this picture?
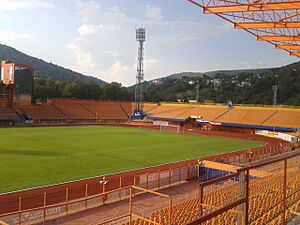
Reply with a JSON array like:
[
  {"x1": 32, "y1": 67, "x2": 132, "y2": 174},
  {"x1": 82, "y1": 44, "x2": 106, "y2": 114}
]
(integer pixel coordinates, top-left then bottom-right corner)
[
  {"x1": 18, "y1": 104, "x2": 66, "y2": 120},
  {"x1": 0, "y1": 107, "x2": 19, "y2": 122},
  {"x1": 17, "y1": 100, "x2": 132, "y2": 123},
  {"x1": 214, "y1": 107, "x2": 276, "y2": 126},
  {"x1": 80, "y1": 101, "x2": 130, "y2": 120},
  {"x1": 144, "y1": 103, "x2": 300, "y2": 132},
  {"x1": 51, "y1": 100, "x2": 96, "y2": 119},
  {"x1": 262, "y1": 109, "x2": 300, "y2": 129},
  {"x1": 123, "y1": 158, "x2": 300, "y2": 225}
]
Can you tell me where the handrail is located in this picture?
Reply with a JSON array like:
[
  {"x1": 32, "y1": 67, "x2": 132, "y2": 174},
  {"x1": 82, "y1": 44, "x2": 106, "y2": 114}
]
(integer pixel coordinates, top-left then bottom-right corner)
[
  {"x1": 92, "y1": 214, "x2": 130, "y2": 225},
  {"x1": 0, "y1": 186, "x2": 130, "y2": 217},
  {"x1": 237, "y1": 148, "x2": 300, "y2": 171},
  {"x1": 154, "y1": 101, "x2": 300, "y2": 110}
]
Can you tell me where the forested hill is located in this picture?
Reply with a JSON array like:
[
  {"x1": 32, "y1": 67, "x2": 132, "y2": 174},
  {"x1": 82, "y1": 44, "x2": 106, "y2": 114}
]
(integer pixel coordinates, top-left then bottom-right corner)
[
  {"x1": 141, "y1": 61, "x2": 300, "y2": 106},
  {"x1": 0, "y1": 44, "x2": 104, "y2": 84},
  {"x1": 32, "y1": 60, "x2": 300, "y2": 106},
  {"x1": 3, "y1": 44, "x2": 300, "y2": 106},
  {"x1": 164, "y1": 68, "x2": 272, "y2": 80}
]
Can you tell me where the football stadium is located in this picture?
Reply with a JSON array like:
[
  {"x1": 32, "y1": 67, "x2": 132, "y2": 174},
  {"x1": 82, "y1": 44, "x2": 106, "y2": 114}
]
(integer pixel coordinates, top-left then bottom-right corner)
[{"x1": 1, "y1": 1, "x2": 300, "y2": 225}]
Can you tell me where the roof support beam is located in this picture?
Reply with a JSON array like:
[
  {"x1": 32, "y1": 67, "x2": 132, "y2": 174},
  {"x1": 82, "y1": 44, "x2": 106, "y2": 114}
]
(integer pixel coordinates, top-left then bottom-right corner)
[
  {"x1": 276, "y1": 44, "x2": 300, "y2": 50},
  {"x1": 235, "y1": 21, "x2": 300, "y2": 29},
  {"x1": 258, "y1": 35, "x2": 300, "y2": 41},
  {"x1": 290, "y1": 51, "x2": 300, "y2": 56},
  {"x1": 203, "y1": 1, "x2": 300, "y2": 13},
  {"x1": 279, "y1": 12, "x2": 300, "y2": 21},
  {"x1": 187, "y1": 0, "x2": 300, "y2": 58}
]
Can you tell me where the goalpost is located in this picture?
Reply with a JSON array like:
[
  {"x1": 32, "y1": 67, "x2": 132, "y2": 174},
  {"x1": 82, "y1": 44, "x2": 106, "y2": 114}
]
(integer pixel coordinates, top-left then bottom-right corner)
[
  {"x1": 159, "y1": 125, "x2": 181, "y2": 133},
  {"x1": 153, "y1": 121, "x2": 181, "y2": 134}
]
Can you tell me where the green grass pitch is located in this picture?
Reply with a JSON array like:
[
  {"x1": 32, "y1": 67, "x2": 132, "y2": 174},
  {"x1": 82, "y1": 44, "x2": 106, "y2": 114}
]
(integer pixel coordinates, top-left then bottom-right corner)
[{"x1": 0, "y1": 126, "x2": 262, "y2": 193}]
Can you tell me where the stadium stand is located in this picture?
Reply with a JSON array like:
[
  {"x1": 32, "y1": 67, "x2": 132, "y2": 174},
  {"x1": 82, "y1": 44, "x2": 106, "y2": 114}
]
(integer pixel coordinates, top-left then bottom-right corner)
[
  {"x1": 144, "y1": 103, "x2": 300, "y2": 131},
  {"x1": 0, "y1": 99, "x2": 7, "y2": 107},
  {"x1": 80, "y1": 101, "x2": 130, "y2": 120},
  {"x1": 213, "y1": 107, "x2": 276, "y2": 126},
  {"x1": 51, "y1": 100, "x2": 96, "y2": 119},
  {"x1": 262, "y1": 109, "x2": 300, "y2": 129},
  {"x1": 143, "y1": 103, "x2": 159, "y2": 114},
  {"x1": 124, "y1": 162, "x2": 300, "y2": 225},
  {"x1": 144, "y1": 103, "x2": 230, "y2": 121},
  {"x1": 13, "y1": 101, "x2": 300, "y2": 130},
  {"x1": 18, "y1": 103, "x2": 66, "y2": 120},
  {"x1": 17, "y1": 100, "x2": 132, "y2": 122},
  {"x1": 177, "y1": 105, "x2": 229, "y2": 121},
  {"x1": 146, "y1": 104, "x2": 228, "y2": 121},
  {"x1": 0, "y1": 107, "x2": 19, "y2": 122},
  {"x1": 146, "y1": 104, "x2": 194, "y2": 119}
]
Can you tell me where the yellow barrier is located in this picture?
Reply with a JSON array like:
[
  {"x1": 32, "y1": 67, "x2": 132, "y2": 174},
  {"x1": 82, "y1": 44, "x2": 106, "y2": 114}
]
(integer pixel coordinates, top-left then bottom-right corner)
[
  {"x1": 202, "y1": 160, "x2": 270, "y2": 177},
  {"x1": 0, "y1": 221, "x2": 9, "y2": 225}
]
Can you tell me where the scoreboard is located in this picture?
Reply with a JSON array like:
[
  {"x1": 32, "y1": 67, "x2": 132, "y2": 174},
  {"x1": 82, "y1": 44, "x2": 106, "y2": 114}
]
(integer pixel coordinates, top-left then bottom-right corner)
[{"x1": 0, "y1": 60, "x2": 33, "y2": 106}]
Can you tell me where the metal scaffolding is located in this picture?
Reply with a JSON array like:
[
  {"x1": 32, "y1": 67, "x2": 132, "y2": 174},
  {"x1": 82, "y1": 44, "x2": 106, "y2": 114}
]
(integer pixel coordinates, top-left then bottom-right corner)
[
  {"x1": 188, "y1": 0, "x2": 300, "y2": 57},
  {"x1": 135, "y1": 28, "x2": 146, "y2": 111}
]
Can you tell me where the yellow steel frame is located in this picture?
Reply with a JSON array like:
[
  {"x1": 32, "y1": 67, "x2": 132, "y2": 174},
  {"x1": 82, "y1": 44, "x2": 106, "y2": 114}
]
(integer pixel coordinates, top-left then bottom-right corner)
[
  {"x1": 204, "y1": 2, "x2": 300, "y2": 13},
  {"x1": 128, "y1": 186, "x2": 173, "y2": 224},
  {"x1": 188, "y1": 0, "x2": 300, "y2": 57}
]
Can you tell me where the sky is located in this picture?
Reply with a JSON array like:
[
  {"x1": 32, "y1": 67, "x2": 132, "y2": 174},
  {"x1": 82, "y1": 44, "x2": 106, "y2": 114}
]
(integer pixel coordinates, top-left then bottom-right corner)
[{"x1": 0, "y1": 0, "x2": 298, "y2": 86}]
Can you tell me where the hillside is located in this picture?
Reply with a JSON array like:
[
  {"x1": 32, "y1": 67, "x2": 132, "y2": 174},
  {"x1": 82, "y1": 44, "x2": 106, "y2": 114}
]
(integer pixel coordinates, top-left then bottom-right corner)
[
  {"x1": 3, "y1": 44, "x2": 300, "y2": 106},
  {"x1": 141, "y1": 61, "x2": 300, "y2": 106},
  {"x1": 33, "y1": 60, "x2": 300, "y2": 105},
  {"x1": 0, "y1": 44, "x2": 104, "y2": 84},
  {"x1": 206, "y1": 68, "x2": 272, "y2": 77},
  {"x1": 162, "y1": 68, "x2": 272, "y2": 81}
]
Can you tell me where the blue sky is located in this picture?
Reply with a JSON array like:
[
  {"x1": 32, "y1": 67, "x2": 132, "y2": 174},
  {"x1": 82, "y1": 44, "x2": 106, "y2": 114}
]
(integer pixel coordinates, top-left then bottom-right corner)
[{"x1": 0, "y1": 0, "x2": 298, "y2": 85}]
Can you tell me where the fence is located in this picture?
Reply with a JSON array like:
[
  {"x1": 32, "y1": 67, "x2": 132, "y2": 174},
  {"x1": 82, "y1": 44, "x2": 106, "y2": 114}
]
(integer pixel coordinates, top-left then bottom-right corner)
[
  {"x1": 0, "y1": 165, "x2": 195, "y2": 225},
  {"x1": 31, "y1": 118, "x2": 128, "y2": 125},
  {"x1": 187, "y1": 149, "x2": 300, "y2": 225},
  {"x1": 105, "y1": 149, "x2": 300, "y2": 225}
]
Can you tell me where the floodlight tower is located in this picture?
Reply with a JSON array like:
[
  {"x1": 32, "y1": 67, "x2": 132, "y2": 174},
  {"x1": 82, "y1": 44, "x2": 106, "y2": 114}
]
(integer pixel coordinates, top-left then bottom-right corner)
[
  {"x1": 135, "y1": 28, "x2": 146, "y2": 111},
  {"x1": 273, "y1": 85, "x2": 278, "y2": 107},
  {"x1": 196, "y1": 83, "x2": 200, "y2": 103}
]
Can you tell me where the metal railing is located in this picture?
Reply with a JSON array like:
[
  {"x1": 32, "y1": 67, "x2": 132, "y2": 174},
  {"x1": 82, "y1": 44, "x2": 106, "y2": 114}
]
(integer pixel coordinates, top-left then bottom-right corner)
[
  {"x1": 188, "y1": 149, "x2": 300, "y2": 225},
  {"x1": 0, "y1": 165, "x2": 195, "y2": 225}
]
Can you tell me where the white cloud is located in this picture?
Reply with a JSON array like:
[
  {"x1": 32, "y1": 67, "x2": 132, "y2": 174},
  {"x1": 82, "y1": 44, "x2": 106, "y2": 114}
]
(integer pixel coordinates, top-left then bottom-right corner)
[
  {"x1": 66, "y1": 1, "x2": 231, "y2": 85},
  {"x1": 100, "y1": 61, "x2": 134, "y2": 84},
  {"x1": 0, "y1": 0, "x2": 53, "y2": 11},
  {"x1": 105, "y1": 50, "x2": 120, "y2": 58},
  {"x1": 98, "y1": 58, "x2": 159, "y2": 85},
  {"x1": 144, "y1": 58, "x2": 159, "y2": 80},
  {"x1": 164, "y1": 21, "x2": 232, "y2": 44},
  {"x1": 0, "y1": 12, "x2": 10, "y2": 20},
  {"x1": 78, "y1": 24, "x2": 104, "y2": 36},
  {"x1": 0, "y1": 31, "x2": 32, "y2": 42},
  {"x1": 146, "y1": 5, "x2": 162, "y2": 20},
  {"x1": 75, "y1": 0, "x2": 101, "y2": 23},
  {"x1": 65, "y1": 42, "x2": 96, "y2": 74}
]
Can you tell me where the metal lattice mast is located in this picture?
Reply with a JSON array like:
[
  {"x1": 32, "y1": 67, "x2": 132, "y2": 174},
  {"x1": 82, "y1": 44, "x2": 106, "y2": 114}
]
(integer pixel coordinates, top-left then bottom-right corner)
[
  {"x1": 135, "y1": 28, "x2": 145, "y2": 111},
  {"x1": 196, "y1": 83, "x2": 200, "y2": 103},
  {"x1": 273, "y1": 85, "x2": 278, "y2": 107}
]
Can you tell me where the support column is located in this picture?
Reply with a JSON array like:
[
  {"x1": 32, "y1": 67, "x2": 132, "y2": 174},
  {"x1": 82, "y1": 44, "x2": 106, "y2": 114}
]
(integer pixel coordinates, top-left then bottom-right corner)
[
  {"x1": 238, "y1": 171, "x2": 247, "y2": 225},
  {"x1": 199, "y1": 184, "x2": 204, "y2": 217},
  {"x1": 283, "y1": 159, "x2": 287, "y2": 224},
  {"x1": 129, "y1": 187, "x2": 132, "y2": 223}
]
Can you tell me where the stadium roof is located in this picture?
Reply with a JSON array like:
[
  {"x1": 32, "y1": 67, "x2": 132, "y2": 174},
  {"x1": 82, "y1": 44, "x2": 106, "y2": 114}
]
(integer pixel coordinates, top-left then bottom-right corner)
[{"x1": 188, "y1": 0, "x2": 300, "y2": 57}]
